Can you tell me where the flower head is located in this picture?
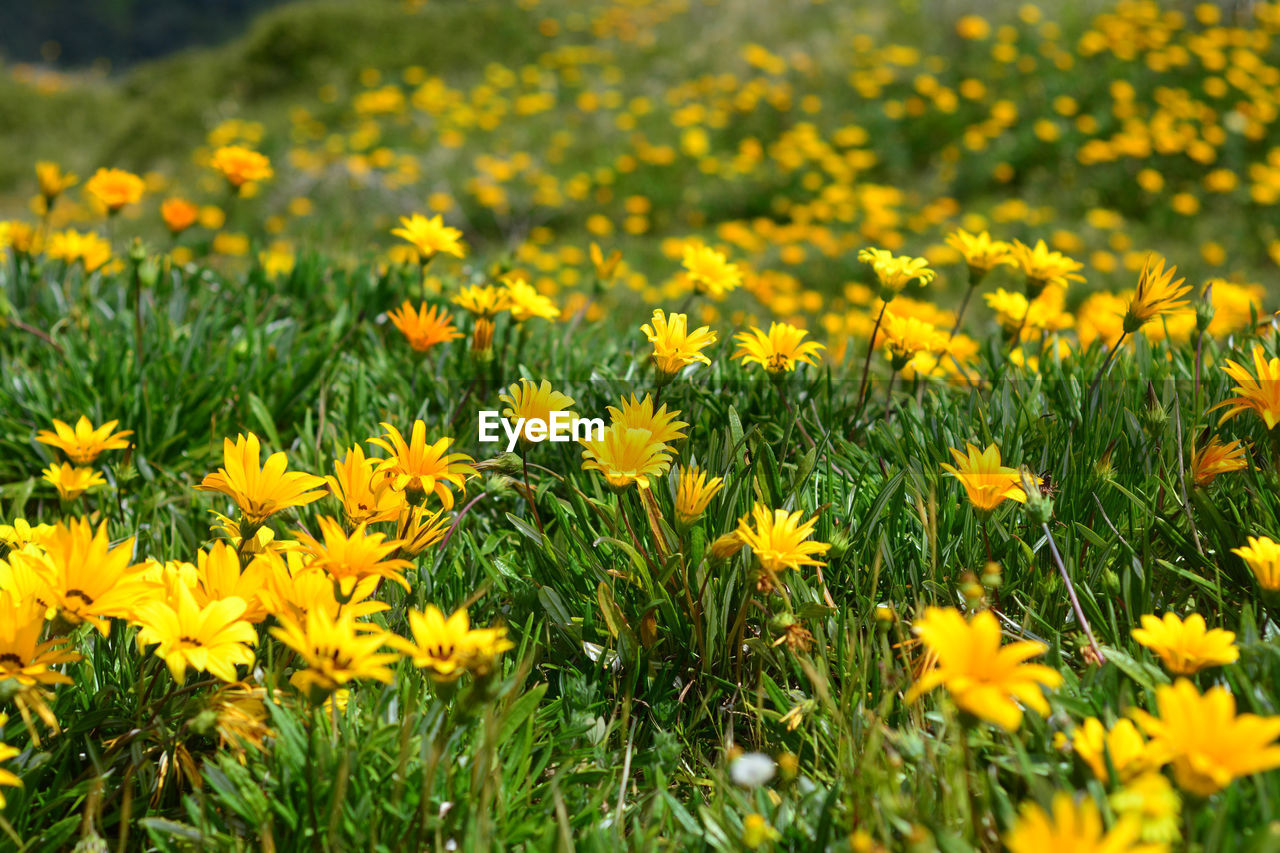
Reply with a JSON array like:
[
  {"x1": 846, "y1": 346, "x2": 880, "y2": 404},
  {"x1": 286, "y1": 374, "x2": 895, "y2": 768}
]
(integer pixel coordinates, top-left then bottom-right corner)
[
  {"x1": 196, "y1": 433, "x2": 327, "y2": 525},
  {"x1": 367, "y1": 422, "x2": 477, "y2": 508},
  {"x1": 452, "y1": 284, "x2": 511, "y2": 319},
  {"x1": 210, "y1": 145, "x2": 273, "y2": 190},
  {"x1": 734, "y1": 503, "x2": 829, "y2": 575},
  {"x1": 858, "y1": 247, "x2": 936, "y2": 299},
  {"x1": 134, "y1": 583, "x2": 257, "y2": 683},
  {"x1": 270, "y1": 608, "x2": 399, "y2": 702},
  {"x1": 1233, "y1": 535, "x2": 1280, "y2": 590},
  {"x1": 397, "y1": 505, "x2": 452, "y2": 556},
  {"x1": 387, "y1": 300, "x2": 463, "y2": 352},
  {"x1": 47, "y1": 229, "x2": 112, "y2": 272},
  {"x1": 0, "y1": 591, "x2": 80, "y2": 686},
  {"x1": 1133, "y1": 679, "x2": 1280, "y2": 796},
  {"x1": 392, "y1": 213, "x2": 466, "y2": 260},
  {"x1": 85, "y1": 167, "x2": 145, "y2": 212},
  {"x1": 945, "y1": 228, "x2": 1015, "y2": 281},
  {"x1": 675, "y1": 466, "x2": 724, "y2": 525},
  {"x1": 1124, "y1": 255, "x2": 1190, "y2": 333},
  {"x1": 1010, "y1": 239, "x2": 1085, "y2": 296},
  {"x1": 326, "y1": 445, "x2": 405, "y2": 526},
  {"x1": 733, "y1": 322, "x2": 824, "y2": 374},
  {"x1": 42, "y1": 463, "x2": 105, "y2": 502},
  {"x1": 908, "y1": 607, "x2": 1062, "y2": 731},
  {"x1": 940, "y1": 442, "x2": 1029, "y2": 512},
  {"x1": 641, "y1": 309, "x2": 717, "y2": 378},
  {"x1": 590, "y1": 242, "x2": 622, "y2": 282},
  {"x1": 500, "y1": 379, "x2": 579, "y2": 445},
  {"x1": 161, "y1": 197, "x2": 200, "y2": 234},
  {"x1": 194, "y1": 542, "x2": 272, "y2": 623},
  {"x1": 297, "y1": 516, "x2": 412, "y2": 594},
  {"x1": 1110, "y1": 773, "x2": 1181, "y2": 847},
  {"x1": 36, "y1": 161, "x2": 77, "y2": 202},
  {"x1": 1213, "y1": 344, "x2": 1280, "y2": 430},
  {"x1": 503, "y1": 275, "x2": 560, "y2": 322},
  {"x1": 607, "y1": 395, "x2": 688, "y2": 449},
  {"x1": 1190, "y1": 436, "x2": 1247, "y2": 487},
  {"x1": 1069, "y1": 717, "x2": 1160, "y2": 783},
  {"x1": 396, "y1": 605, "x2": 513, "y2": 681},
  {"x1": 1132, "y1": 612, "x2": 1238, "y2": 675},
  {"x1": 881, "y1": 312, "x2": 944, "y2": 368},
  {"x1": 681, "y1": 244, "x2": 741, "y2": 298},
  {"x1": 1005, "y1": 793, "x2": 1151, "y2": 853},
  {"x1": 580, "y1": 425, "x2": 673, "y2": 490}
]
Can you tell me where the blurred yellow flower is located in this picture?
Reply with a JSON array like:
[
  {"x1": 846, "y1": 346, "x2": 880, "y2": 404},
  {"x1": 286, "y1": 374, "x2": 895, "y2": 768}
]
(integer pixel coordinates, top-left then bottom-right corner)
[
  {"x1": 1069, "y1": 717, "x2": 1160, "y2": 783},
  {"x1": 393, "y1": 213, "x2": 466, "y2": 260},
  {"x1": 1213, "y1": 344, "x2": 1280, "y2": 429},
  {"x1": 682, "y1": 244, "x2": 741, "y2": 298},
  {"x1": 1010, "y1": 239, "x2": 1084, "y2": 296},
  {"x1": 1232, "y1": 535, "x2": 1280, "y2": 591},
  {"x1": 210, "y1": 145, "x2": 273, "y2": 190},
  {"x1": 85, "y1": 167, "x2": 145, "y2": 213},
  {"x1": 161, "y1": 197, "x2": 200, "y2": 234},
  {"x1": 35, "y1": 161, "x2": 77, "y2": 203},
  {"x1": 36, "y1": 415, "x2": 131, "y2": 465},
  {"x1": 41, "y1": 462, "x2": 105, "y2": 501},
  {"x1": 1005, "y1": 793, "x2": 1150, "y2": 853}
]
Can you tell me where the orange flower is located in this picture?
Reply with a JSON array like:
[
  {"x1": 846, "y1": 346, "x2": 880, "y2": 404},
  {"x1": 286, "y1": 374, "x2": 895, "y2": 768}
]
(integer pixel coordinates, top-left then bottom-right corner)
[
  {"x1": 211, "y1": 145, "x2": 274, "y2": 190},
  {"x1": 387, "y1": 301, "x2": 463, "y2": 352},
  {"x1": 161, "y1": 198, "x2": 200, "y2": 234},
  {"x1": 85, "y1": 167, "x2": 145, "y2": 212}
]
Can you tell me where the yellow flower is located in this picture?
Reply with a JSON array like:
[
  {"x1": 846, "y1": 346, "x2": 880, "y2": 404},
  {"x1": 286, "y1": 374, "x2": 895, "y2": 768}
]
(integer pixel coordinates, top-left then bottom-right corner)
[
  {"x1": 742, "y1": 813, "x2": 780, "y2": 849},
  {"x1": 392, "y1": 213, "x2": 466, "y2": 260},
  {"x1": 36, "y1": 161, "x2": 77, "y2": 202},
  {"x1": 580, "y1": 424, "x2": 673, "y2": 490},
  {"x1": 1190, "y1": 436, "x2": 1247, "y2": 487},
  {"x1": 734, "y1": 503, "x2": 830, "y2": 574},
  {"x1": 1070, "y1": 717, "x2": 1159, "y2": 783},
  {"x1": 499, "y1": 379, "x2": 579, "y2": 445},
  {"x1": 387, "y1": 300, "x2": 463, "y2": 352},
  {"x1": 161, "y1": 197, "x2": 200, "y2": 234},
  {"x1": 258, "y1": 553, "x2": 387, "y2": 624},
  {"x1": 196, "y1": 433, "x2": 327, "y2": 526},
  {"x1": 270, "y1": 608, "x2": 399, "y2": 702},
  {"x1": 0, "y1": 518, "x2": 54, "y2": 550},
  {"x1": 1232, "y1": 535, "x2": 1280, "y2": 590},
  {"x1": 85, "y1": 167, "x2": 145, "y2": 212},
  {"x1": 367, "y1": 422, "x2": 477, "y2": 508},
  {"x1": 940, "y1": 442, "x2": 1029, "y2": 512},
  {"x1": 5, "y1": 222, "x2": 42, "y2": 256},
  {"x1": 709, "y1": 531, "x2": 745, "y2": 560},
  {"x1": 396, "y1": 505, "x2": 452, "y2": 556},
  {"x1": 396, "y1": 605, "x2": 514, "y2": 682},
  {"x1": 1010, "y1": 239, "x2": 1085, "y2": 296},
  {"x1": 0, "y1": 591, "x2": 80, "y2": 685},
  {"x1": 503, "y1": 275, "x2": 560, "y2": 322},
  {"x1": 210, "y1": 682, "x2": 274, "y2": 760},
  {"x1": 195, "y1": 542, "x2": 272, "y2": 624},
  {"x1": 675, "y1": 466, "x2": 724, "y2": 525},
  {"x1": 681, "y1": 244, "x2": 741, "y2": 298},
  {"x1": 590, "y1": 242, "x2": 622, "y2": 281},
  {"x1": 908, "y1": 607, "x2": 1062, "y2": 731},
  {"x1": 0, "y1": 714, "x2": 19, "y2": 809},
  {"x1": 1110, "y1": 773, "x2": 1181, "y2": 847},
  {"x1": 733, "y1": 322, "x2": 824, "y2": 374},
  {"x1": 1004, "y1": 793, "x2": 1153, "y2": 853},
  {"x1": 297, "y1": 516, "x2": 412, "y2": 595},
  {"x1": 1124, "y1": 255, "x2": 1190, "y2": 333},
  {"x1": 47, "y1": 229, "x2": 112, "y2": 272},
  {"x1": 11, "y1": 518, "x2": 154, "y2": 633},
  {"x1": 134, "y1": 582, "x2": 257, "y2": 683},
  {"x1": 857, "y1": 247, "x2": 936, "y2": 299},
  {"x1": 1133, "y1": 678, "x2": 1280, "y2": 796},
  {"x1": 880, "y1": 312, "x2": 943, "y2": 368},
  {"x1": 1213, "y1": 344, "x2": 1280, "y2": 429},
  {"x1": 41, "y1": 463, "x2": 105, "y2": 502},
  {"x1": 1132, "y1": 612, "x2": 1238, "y2": 675},
  {"x1": 210, "y1": 145, "x2": 273, "y2": 190},
  {"x1": 326, "y1": 445, "x2": 405, "y2": 526},
  {"x1": 452, "y1": 284, "x2": 511, "y2": 319},
  {"x1": 945, "y1": 228, "x2": 1014, "y2": 280},
  {"x1": 607, "y1": 394, "x2": 688, "y2": 449},
  {"x1": 641, "y1": 309, "x2": 717, "y2": 378}
]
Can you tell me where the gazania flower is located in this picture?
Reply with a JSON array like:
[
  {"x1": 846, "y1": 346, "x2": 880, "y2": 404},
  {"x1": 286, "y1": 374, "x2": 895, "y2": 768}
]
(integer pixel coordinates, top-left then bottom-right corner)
[
  {"x1": 1009, "y1": 239, "x2": 1085, "y2": 297},
  {"x1": 1133, "y1": 679, "x2": 1280, "y2": 796},
  {"x1": 210, "y1": 682, "x2": 274, "y2": 760},
  {"x1": 134, "y1": 583, "x2": 257, "y2": 683},
  {"x1": 297, "y1": 516, "x2": 412, "y2": 595},
  {"x1": 368, "y1": 421, "x2": 477, "y2": 508},
  {"x1": 709, "y1": 532, "x2": 745, "y2": 560},
  {"x1": 47, "y1": 229, "x2": 112, "y2": 272},
  {"x1": 1069, "y1": 717, "x2": 1160, "y2": 783},
  {"x1": 675, "y1": 466, "x2": 724, "y2": 525},
  {"x1": 397, "y1": 605, "x2": 513, "y2": 682},
  {"x1": 681, "y1": 244, "x2": 741, "y2": 298},
  {"x1": 210, "y1": 145, "x2": 273, "y2": 190},
  {"x1": 945, "y1": 228, "x2": 1014, "y2": 281},
  {"x1": 392, "y1": 213, "x2": 466, "y2": 260},
  {"x1": 500, "y1": 379, "x2": 578, "y2": 445},
  {"x1": 641, "y1": 309, "x2": 717, "y2": 378},
  {"x1": 580, "y1": 424, "x2": 673, "y2": 490},
  {"x1": 397, "y1": 505, "x2": 451, "y2": 556},
  {"x1": 270, "y1": 608, "x2": 399, "y2": 702},
  {"x1": 387, "y1": 300, "x2": 463, "y2": 352},
  {"x1": 1190, "y1": 436, "x2": 1247, "y2": 487},
  {"x1": 258, "y1": 552, "x2": 387, "y2": 624},
  {"x1": 1233, "y1": 535, "x2": 1280, "y2": 590},
  {"x1": 36, "y1": 415, "x2": 131, "y2": 465},
  {"x1": 1123, "y1": 255, "x2": 1190, "y2": 333},
  {"x1": 734, "y1": 503, "x2": 830, "y2": 574},
  {"x1": 857, "y1": 247, "x2": 936, "y2": 299},
  {"x1": 503, "y1": 275, "x2": 560, "y2": 322},
  {"x1": 1005, "y1": 793, "x2": 1148, "y2": 853},
  {"x1": 0, "y1": 717, "x2": 19, "y2": 809},
  {"x1": 1110, "y1": 772, "x2": 1181, "y2": 846},
  {"x1": 36, "y1": 161, "x2": 77, "y2": 204},
  {"x1": 0, "y1": 518, "x2": 54, "y2": 550},
  {"x1": 1133, "y1": 612, "x2": 1238, "y2": 675},
  {"x1": 85, "y1": 167, "x2": 145, "y2": 213},
  {"x1": 1213, "y1": 344, "x2": 1280, "y2": 429},
  {"x1": 881, "y1": 312, "x2": 944, "y2": 368},
  {"x1": 6, "y1": 222, "x2": 41, "y2": 256},
  {"x1": 326, "y1": 445, "x2": 405, "y2": 526},
  {"x1": 452, "y1": 284, "x2": 512, "y2": 319},
  {"x1": 941, "y1": 442, "x2": 1029, "y2": 511},
  {"x1": 42, "y1": 463, "x2": 105, "y2": 502},
  {"x1": 0, "y1": 592, "x2": 80, "y2": 685},
  {"x1": 590, "y1": 242, "x2": 622, "y2": 282},
  {"x1": 733, "y1": 322, "x2": 824, "y2": 374},
  {"x1": 607, "y1": 395, "x2": 688, "y2": 449},
  {"x1": 196, "y1": 433, "x2": 327, "y2": 526},
  {"x1": 161, "y1": 197, "x2": 200, "y2": 235},
  {"x1": 194, "y1": 542, "x2": 273, "y2": 623},
  {"x1": 11, "y1": 518, "x2": 154, "y2": 633},
  {"x1": 907, "y1": 607, "x2": 1062, "y2": 731}
]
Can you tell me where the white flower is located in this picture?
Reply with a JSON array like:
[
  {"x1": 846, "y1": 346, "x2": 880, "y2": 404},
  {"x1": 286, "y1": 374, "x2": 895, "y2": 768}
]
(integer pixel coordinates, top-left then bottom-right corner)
[{"x1": 729, "y1": 752, "x2": 776, "y2": 788}]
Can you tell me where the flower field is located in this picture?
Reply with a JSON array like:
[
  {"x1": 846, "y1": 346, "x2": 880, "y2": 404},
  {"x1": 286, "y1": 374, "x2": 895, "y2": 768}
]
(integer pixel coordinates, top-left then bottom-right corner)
[{"x1": 4, "y1": 0, "x2": 1280, "y2": 849}]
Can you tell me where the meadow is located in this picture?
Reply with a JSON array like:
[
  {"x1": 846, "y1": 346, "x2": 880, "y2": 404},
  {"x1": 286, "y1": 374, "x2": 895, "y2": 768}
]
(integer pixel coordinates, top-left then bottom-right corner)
[{"x1": 2, "y1": 0, "x2": 1280, "y2": 850}]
